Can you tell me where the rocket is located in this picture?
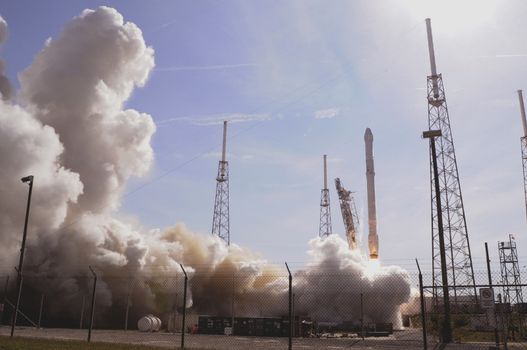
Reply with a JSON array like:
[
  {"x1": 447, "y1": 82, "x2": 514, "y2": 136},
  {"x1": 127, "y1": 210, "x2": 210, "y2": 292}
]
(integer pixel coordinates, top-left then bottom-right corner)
[{"x1": 364, "y1": 128, "x2": 379, "y2": 259}]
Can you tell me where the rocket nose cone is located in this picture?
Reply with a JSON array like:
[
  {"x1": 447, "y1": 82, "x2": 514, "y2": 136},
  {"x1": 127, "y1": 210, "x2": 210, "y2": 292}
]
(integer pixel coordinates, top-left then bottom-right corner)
[{"x1": 364, "y1": 128, "x2": 373, "y2": 142}]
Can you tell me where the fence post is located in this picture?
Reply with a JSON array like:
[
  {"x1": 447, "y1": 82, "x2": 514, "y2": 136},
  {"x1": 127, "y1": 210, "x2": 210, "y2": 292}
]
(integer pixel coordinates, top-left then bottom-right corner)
[
  {"x1": 38, "y1": 293, "x2": 44, "y2": 329},
  {"x1": 292, "y1": 292, "x2": 296, "y2": 337},
  {"x1": 79, "y1": 295, "x2": 85, "y2": 329},
  {"x1": 231, "y1": 271, "x2": 235, "y2": 335},
  {"x1": 88, "y1": 266, "x2": 97, "y2": 342},
  {"x1": 180, "y1": 264, "x2": 188, "y2": 349},
  {"x1": 125, "y1": 278, "x2": 131, "y2": 331},
  {"x1": 416, "y1": 259, "x2": 427, "y2": 350},
  {"x1": 174, "y1": 292, "x2": 178, "y2": 333},
  {"x1": 485, "y1": 242, "x2": 500, "y2": 348},
  {"x1": 1, "y1": 276, "x2": 8, "y2": 325},
  {"x1": 360, "y1": 292, "x2": 364, "y2": 340},
  {"x1": 285, "y1": 262, "x2": 292, "y2": 350},
  {"x1": 498, "y1": 294, "x2": 508, "y2": 350}
]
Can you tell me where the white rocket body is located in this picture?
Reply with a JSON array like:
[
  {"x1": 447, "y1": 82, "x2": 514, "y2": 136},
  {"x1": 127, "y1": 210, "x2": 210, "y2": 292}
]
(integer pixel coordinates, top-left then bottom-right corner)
[{"x1": 364, "y1": 128, "x2": 379, "y2": 259}]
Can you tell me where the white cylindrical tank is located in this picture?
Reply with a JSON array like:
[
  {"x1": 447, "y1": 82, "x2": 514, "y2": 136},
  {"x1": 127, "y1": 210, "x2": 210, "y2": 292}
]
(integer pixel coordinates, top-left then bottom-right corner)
[
  {"x1": 152, "y1": 316, "x2": 162, "y2": 331},
  {"x1": 138, "y1": 315, "x2": 152, "y2": 332},
  {"x1": 138, "y1": 314, "x2": 162, "y2": 332}
]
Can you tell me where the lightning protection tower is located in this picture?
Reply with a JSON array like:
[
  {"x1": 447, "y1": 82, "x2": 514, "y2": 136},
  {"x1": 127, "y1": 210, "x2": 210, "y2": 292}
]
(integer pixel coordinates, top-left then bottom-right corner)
[
  {"x1": 499, "y1": 235, "x2": 523, "y2": 305},
  {"x1": 425, "y1": 19, "x2": 477, "y2": 306},
  {"x1": 319, "y1": 155, "x2": 332, "y2": 237},
  {"x1": 335, "y1": 178, "x2": 359, "y2": 249},
  {"x1": 517, "y1": 90, "x2": 527, "y2": 222},
  {"x1": 211, "y1": 121, "x2": 230, "y2": 245}
]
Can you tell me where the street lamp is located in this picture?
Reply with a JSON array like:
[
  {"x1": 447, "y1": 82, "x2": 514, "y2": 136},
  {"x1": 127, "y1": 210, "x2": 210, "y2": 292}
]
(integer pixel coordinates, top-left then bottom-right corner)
[
  {"x1": 422, "y1": 130, "x2": 452, "y2": 343},
  {"x1": 10, "y1": 175, "x2": 34, "y2": 337}
]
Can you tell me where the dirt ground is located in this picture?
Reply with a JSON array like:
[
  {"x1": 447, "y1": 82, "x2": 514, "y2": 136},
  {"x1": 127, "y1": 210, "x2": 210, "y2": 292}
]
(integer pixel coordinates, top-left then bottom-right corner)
[{"x1": 0, "y1": 326, "x2": 512, "y2": 349}]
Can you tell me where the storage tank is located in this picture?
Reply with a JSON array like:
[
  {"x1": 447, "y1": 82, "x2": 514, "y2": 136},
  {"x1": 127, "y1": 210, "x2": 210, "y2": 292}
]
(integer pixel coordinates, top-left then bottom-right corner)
[{"x1": 138, "y1": 315, "x2": 162, "y2": 332}]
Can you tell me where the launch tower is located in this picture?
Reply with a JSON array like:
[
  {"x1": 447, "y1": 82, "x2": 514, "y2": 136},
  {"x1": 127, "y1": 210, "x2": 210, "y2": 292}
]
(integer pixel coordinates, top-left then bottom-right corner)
[
  {"x1": 211, "y1": 121, "x2": 230, "y2": 245},
  {"x1": 335, "y1": 178, "x2": 359, "y2": 250},
  {"x1": 517, "y1": 90, "x2": 527, "y2": 221},
  {"x1": 319, "y1": 155, "x2": 332, "y2": 237},
  {"x1": 499, "y1": 235, "x2": 523, "y2": 305},
  {"x1": 425, "y1": 19, "x2": 476, "y2": 304}
]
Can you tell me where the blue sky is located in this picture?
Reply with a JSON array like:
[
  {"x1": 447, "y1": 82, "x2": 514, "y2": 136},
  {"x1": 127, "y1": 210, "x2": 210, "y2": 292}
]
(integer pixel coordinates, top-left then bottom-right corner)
[{"x1": 2, "y1": 0, "x2": 527, "y2": 273}]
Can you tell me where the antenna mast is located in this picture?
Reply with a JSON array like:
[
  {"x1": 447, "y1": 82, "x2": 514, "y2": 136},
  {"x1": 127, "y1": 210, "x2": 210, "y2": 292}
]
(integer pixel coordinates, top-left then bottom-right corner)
[
  {"x1": 319, "y1": 155, "x2": 332, "y2": 237},
  {"x1": 425, "y1": 18, "x2": 476, "y2": 307},
  {"x1": 212, "y1": 121, "x2": 230, "y2": 245}
]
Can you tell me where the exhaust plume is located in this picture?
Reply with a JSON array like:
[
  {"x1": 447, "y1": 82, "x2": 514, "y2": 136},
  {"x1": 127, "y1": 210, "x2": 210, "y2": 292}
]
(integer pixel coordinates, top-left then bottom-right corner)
[{"x1": 0, "y1": 7, "x2": 411, "y2": 328}]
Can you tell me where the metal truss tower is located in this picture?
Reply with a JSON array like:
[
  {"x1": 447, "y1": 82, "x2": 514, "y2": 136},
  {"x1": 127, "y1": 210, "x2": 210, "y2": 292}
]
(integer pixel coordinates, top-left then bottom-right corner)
[
  {"x1": 335, "y1": 178, "x2": 359, "y2": 249},
  {"x1": 425, "y1": 19, "x2": 476, "y2": 305},
  {"x1": 517, "y1": 90, "x2": 527, "y2": 221},
  {"x1": 211, "y1": 121, "x2": 230, "y2": 245},
  {"x1": 319, "y1": 155, "x2": 332, "y2": 237},
  {"x1": 499, "y1": 235, "x2": 523, "y2": 305}
]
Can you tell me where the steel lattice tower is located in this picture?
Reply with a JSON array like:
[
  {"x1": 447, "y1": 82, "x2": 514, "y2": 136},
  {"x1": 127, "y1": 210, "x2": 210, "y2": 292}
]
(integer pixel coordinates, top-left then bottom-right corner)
[
  {"x1": 517, "y1": 90, "x2": 527, "y2": 221},
  {"x1": 522, "y1": 136, "x2": 527, "y2": 219},
  {"x1": 499, "y1": 235, "x2": 523, "y2": 305},
  {"x1": 425, "y1": 19, "x2": 476, "y2": 305},
  {"x1": 319, "y1": 155, "x2": 332, "y2": 237},
  {"x1": 211, "y1": 121, "x2": 230, "y2": 245}
]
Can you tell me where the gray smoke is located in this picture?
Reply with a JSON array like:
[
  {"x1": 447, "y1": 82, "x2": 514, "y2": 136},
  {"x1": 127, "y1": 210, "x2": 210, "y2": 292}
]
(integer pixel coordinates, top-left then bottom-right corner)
[{"x1": 0, "y1": 6, "x2": 412, "y2": 328}]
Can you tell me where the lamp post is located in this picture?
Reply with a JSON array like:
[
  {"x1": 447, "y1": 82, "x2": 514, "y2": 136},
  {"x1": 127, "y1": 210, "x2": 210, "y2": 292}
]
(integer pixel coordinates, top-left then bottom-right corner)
[
  {"x1": 422, "y1": 130, "x2": 452, "y2": 343},
  {"x1": 10, "y1": 175, "x2": 34, "y2": 337}
]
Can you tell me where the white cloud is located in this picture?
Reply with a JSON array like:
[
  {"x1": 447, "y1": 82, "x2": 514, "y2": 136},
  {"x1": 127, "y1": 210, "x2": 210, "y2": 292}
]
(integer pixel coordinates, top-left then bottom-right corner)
[{"x1": 314, "y1": 107, "x2": 340, "y2": 119}]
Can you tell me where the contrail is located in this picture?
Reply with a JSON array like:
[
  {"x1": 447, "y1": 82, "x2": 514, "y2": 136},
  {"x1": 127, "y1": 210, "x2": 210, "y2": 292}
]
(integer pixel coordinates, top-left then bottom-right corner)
[
  {"x1": 156, "y1": 113, "x2": 270, "y2": 126},
  {"x1": 495, "y1": 54, "x2": 527, "y2": 58},
  {"x1": 156, "y1": 63, "x2": 259, "y2": 72}
]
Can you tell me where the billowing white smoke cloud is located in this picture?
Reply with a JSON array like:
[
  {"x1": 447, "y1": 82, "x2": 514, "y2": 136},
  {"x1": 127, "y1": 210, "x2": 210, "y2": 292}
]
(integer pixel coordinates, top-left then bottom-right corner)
[
  {"x1": 294, "y1": 235, "x2": 412, "y2": 327},
  {"x1": 0, "y1": 6, "x2": 412, "y2": 328},
  {"x1": 20, "y1": 6, "x2": 155, "y2": 215},
  {"x1": 0, "y1": 101, "x2": 83, "y2": 268},
  {"x1": 137, "y1": 226, "x2": 411, "y2": 328},
  {"x1": 0, "y1": 6, "x2": 156, "y2": 314}
]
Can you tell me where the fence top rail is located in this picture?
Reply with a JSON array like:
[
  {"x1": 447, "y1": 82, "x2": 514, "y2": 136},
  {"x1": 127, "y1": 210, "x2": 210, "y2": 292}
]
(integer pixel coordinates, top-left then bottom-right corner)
[{"x1": 423, "y1": 283, "x2": 527, "y2": 289}]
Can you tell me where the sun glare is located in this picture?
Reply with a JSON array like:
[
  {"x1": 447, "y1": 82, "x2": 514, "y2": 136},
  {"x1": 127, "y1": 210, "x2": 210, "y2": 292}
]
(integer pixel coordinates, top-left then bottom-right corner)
[{"x1": 403, "y1": 0, "x2": 499, "y2": 34}]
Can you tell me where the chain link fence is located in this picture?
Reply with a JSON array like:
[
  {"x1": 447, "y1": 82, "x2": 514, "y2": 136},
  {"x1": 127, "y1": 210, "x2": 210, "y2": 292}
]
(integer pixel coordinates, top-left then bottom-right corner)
[
  {"x1": 1, "y1": 267, "x2": 527, "y2": 349},
  {"x1": 418, "y1": 269, "x2": 527, "y2": 349}
]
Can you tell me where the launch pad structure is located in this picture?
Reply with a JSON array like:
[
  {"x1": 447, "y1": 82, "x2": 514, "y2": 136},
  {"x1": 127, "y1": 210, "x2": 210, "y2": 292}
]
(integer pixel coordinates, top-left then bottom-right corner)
[
  {"x1": 335, "y1": 178, "x2": 359, "y2": 250},
  {"x1": 425, "y1": 19, "x2": 477, "y2": 306},
  {"x1": 319, "y1": 155, "x2": 333, "y2": 237},
  {"x1": 211, "y1": 121, "x2": 230, "y2": 245},
  {"x1": 498, "y1": 235, "x2": 524, "y2": 305}
]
